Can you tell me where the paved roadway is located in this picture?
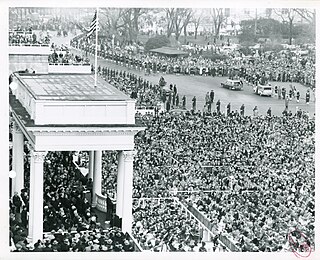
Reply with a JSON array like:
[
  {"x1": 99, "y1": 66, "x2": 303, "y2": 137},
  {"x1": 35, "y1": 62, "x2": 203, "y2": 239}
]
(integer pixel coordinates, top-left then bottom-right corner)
[{"x1": 50, "y1": 32, "x2": 315, "y2": 117}]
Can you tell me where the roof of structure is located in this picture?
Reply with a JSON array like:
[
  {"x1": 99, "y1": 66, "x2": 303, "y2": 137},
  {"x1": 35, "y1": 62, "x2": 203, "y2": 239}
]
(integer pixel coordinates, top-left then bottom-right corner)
[
  {"x1": 15, "y1": 73, "x2": 131, "y2": 101},
  {"x1": 149, "y1": 47, "x2": 187, "y2": 56}
]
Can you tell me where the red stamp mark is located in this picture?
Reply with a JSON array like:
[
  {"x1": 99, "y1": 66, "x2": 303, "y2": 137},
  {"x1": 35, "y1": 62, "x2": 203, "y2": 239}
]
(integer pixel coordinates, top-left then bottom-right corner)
[{"x1": 288, "y1": 229, "x2": 312, "y2": 258}]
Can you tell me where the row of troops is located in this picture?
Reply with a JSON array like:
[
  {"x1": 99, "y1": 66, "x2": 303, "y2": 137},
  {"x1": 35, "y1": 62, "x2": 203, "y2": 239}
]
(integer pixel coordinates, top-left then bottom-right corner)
[
  {"x1": 98, "y1": 66, "x2": 160, "y2": 94},
  {"x1": 274, "y1": 85, "x2": 311, "y2": 103},
  {"x1": 163, "y1": 87, "x2": 267, "y2": 117}
]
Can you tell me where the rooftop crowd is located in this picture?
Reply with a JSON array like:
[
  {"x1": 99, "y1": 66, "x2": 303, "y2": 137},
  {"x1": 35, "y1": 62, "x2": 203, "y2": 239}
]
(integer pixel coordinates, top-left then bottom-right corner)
[{"x1": 9, "y1": 30, "x2": 50, "y2": 45}]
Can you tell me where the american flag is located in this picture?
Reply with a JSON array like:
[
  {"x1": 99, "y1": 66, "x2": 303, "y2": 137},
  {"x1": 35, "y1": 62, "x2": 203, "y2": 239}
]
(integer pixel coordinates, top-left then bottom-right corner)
[{"x1": 87, "y1": 11, "x2": 99, "y2": 37}]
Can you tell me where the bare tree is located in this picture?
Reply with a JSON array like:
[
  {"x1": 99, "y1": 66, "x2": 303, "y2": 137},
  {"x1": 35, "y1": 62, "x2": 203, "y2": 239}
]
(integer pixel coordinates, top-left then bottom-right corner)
[
  {"x1": 121, "y1": 8, "x2": 148, "y2": 42},
  {"x1": 165, "y1": 8, "x2": 194, "y2": 41},
  {"x1": 191, "y1": 10, "x2": 204, "y2": 39},
  {"x1": 273, "y1": 8, "x2": 296, "y2": 45},
  {"x1": 293, "y1": 8, "x2": 315, "y2": 25},
  {"x1": 165, "y1": 8, "x2": 176, "y2": 38},
  {"x1": 99, "y1": 8, "x2": 125, "y2": 40},
  {"x1": 97, "y1": 8, "x2": 147, "y2": 44},
  {"x1": 210, "y1": 8, "x2": 227, "y2": 39},
  {"x1": 182, "y1": 10, "x2": 194, "y2": 38}
]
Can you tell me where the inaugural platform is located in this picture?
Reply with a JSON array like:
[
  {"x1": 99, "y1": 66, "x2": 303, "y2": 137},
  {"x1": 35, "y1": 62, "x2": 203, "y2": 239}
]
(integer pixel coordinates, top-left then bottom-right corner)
[{"x1": 10, "y1": 71, "x2": 144, "y2": 244}]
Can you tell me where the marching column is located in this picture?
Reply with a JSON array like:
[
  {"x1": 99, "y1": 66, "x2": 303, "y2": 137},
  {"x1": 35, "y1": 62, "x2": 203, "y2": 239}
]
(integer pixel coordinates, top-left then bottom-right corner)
[
  {"x1": 88, "y1": 151, "x2": 94, "y2": 180},
  {"x1": 92, "y1": 150, "x2": 102, "y2": 207},
  {"x1": 116, "y1": 151, "x2": 124, "y2": 217},
  {"x1": 28, "y1": 150, "x2": 47, "y2": 245},
  {"x1": 121, "y1": 150, "x2": 136, "y2": 233},
  {"x1": 12, "y1": 121, "x2": 24, "y2": 194}
]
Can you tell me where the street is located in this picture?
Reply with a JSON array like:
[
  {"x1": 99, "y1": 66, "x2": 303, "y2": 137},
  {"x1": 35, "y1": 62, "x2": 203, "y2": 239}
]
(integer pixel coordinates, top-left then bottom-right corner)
[{"x1": 49, "y1": 31, "x2": 315, "y2": 117}]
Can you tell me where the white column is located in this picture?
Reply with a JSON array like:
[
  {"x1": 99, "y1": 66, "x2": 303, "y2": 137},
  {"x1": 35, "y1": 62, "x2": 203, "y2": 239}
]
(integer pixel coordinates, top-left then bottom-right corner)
[
  {"x1": 116, "y1": 151, "x2": 124, "y2": 217},
  {"x1": 92, "y1": 150, "x2": 102, "y2": 207},
  {"x1": 28, "y1": 150, "x2": 46, "y2": 245},
  {"x1": 121, "y1": 150, "x2": 136, "y2": 234},
  {"x1": 12, "y1": 122, "x2": 24, "y2": 194},
  {"x1": 88, "y1": 151, "x2": 94, "y2": 180}
]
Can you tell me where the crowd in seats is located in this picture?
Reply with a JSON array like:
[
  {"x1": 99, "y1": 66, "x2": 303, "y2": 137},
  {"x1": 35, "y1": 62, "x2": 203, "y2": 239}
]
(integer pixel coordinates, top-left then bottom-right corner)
[
  {"x1": 11, "y1": 17, "x2": 77, "y2": 34},
  {"x1": 132, "y1": 199, "x2": 208, "y2": 252},
  {"x1": 9, "y1": 108, "x2": 315, "y2": 252},
  {"x1": 48, "y1": 45, "x2": 90, "y2": 64},
  {"x1": 9, "y1": 151, "x2": 135, "y2": 252},
  {"x1": 133, "y1": 111, "x2": 314, "y2": 251},
  {"x1": 12, "y1": 227, "x2": 134, "y2": 252},
  {"x1": 71, "y1": 35, "x2": 315, "y2": 89},
  {"x1": 9, "y1": 30, "x2": 50, "y2": 45},
  {"x1": 86, "y1": 108, "x2": 315, "y2": 252},
  {"x1": 101, "y1": 151, "x2": 118, "y2": 197},
  {"x1": 9, "y1": 32, "x2": 315, "y2": 251},
  {"x1": 136, "y1": 112, "x2": 314, "y2": 250}
]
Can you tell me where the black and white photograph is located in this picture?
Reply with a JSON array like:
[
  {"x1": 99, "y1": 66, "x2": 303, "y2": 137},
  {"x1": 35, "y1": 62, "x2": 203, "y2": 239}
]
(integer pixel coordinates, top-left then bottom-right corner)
[{"x1": 1, "y1": 1, "x2": 319, "y2": 260}]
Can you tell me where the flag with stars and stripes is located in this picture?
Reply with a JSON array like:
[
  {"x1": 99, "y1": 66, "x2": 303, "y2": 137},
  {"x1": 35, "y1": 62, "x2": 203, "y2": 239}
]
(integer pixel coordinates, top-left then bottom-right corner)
[{"x1": 87, "y1": 11, "x2": 99, "y2": 37}]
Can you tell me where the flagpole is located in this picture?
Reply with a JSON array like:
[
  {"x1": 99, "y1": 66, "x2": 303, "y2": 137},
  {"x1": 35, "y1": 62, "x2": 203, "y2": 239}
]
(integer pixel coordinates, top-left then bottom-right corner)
[{"x1": 94, "y1": 7, "x2": 99, "y2": 88}]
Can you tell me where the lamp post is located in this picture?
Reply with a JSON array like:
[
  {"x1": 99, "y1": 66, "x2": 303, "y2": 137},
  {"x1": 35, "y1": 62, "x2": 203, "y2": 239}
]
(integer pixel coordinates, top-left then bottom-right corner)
[
  {"x1": 9, "y1": 170, "x2": 16, "y2": 198},
  {"x1": 9, "y1": 81, "x2": 18, "y2": 93}
]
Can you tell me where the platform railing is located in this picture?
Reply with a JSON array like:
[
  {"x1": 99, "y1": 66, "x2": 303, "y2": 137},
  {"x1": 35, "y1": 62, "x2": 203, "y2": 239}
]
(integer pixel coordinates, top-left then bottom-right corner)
[
  {"x1": 48, "y1": 63, "x2": 90, "y2": 66},
  {"x1": 96, "y1": 193, "x2": 108, "y2": 213},
  {"x1": 185, "y1": 202, "x2": 240, "y2": 252}
]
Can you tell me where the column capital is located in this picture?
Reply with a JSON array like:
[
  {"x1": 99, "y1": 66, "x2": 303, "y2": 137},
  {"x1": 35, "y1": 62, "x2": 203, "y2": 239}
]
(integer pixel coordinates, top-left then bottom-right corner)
[
  {"x1": 30, "y1": 150, "x2": 47, "y2": 163},
  {"x1": 123, "y1": 150, "x2": 137, "y2": 162}
]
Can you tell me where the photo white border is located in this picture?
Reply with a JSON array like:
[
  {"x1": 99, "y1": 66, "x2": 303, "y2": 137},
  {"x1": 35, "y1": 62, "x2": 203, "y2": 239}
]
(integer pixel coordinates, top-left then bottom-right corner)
[{"x1": 0, "y1": 1, "x2": 319, "y2": 260}]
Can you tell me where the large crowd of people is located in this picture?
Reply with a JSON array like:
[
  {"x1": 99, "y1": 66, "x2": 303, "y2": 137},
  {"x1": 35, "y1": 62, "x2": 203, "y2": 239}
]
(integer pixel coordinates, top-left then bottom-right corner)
[
  {"x1": 8, "y1": 20, "x2": 315, "y2": 253},
  {"x1": 92, "y1": 109, "x2": 314, "y2": 252},
  {"x1": 9, "y1": 150, "x2": 135, "y2": 252},
  {"x1": 9, "y1": 30, "x2": 50, "y2": 45},
  {"x1": 98, "y1": 66, "x2": 163, "y2": 108},
  {"x1": 48, "y1": 44, "x2": 90, "y2": 65},
  {"x1": 71, "y1": 35, "x2": 315, "y2": 90},
  {"x1": 132, "y1": 198, "x2": 206, "y2": 252}
]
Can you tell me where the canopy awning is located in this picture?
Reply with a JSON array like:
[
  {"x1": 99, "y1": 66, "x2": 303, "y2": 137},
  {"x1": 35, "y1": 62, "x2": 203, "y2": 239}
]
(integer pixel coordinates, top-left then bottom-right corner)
[{"x1": 149, "y1": 47, "x2": 187, "y2": 56}]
